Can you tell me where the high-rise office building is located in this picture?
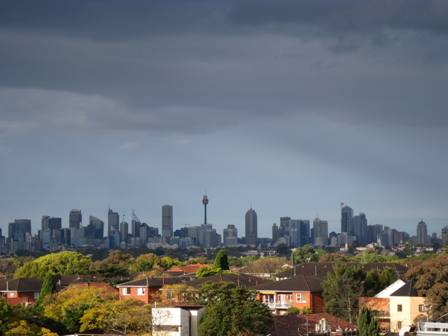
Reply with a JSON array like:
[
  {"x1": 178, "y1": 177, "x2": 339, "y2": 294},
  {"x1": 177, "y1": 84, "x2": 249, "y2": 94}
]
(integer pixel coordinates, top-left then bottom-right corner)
[
  {"x1": 341, "y1": 204, "x2": 353, "y2": 235},
  {"x1": 41, "y1": 216, "x2": 50, "y2": 231},
  {"x1": 442, "y1": 225, "x2": 448, "y2": 246},
  {"x1": 223, "y1": 224, "x2": 238, "y2": 246},
  {"x1": 108, "y1": 209, "x2": 119, "y2": 236},
  {"x1": 416, "y1": 220, "x2": 428, "y2": 246},
  {"x1": 245, "y1": 208, "x2": 258, "y2": 247},
  {"x1": 162, "y1": 205, "x2": 174, "y2": 241},
  {"x1": 86, "y1": 216, "x2": 104, "y2": 241},
  {"x1": 69, "y1": 209, "x2": 82, "y2": 229},
  {"x1": 353, "y1": 213, "x2": 367, "y2": 245},
  {"x1": 272, "y1": 223, "x2": 279, "y2": 243},
  {"x1": 120, "y1": 221, "x2": 129, "y2": 243},
  {"x1": 313, "y1": 217, "x2": 328, "y2": 247},
  {"x1": 8, "y1": 219, "x2": 32, "y2": 251}
]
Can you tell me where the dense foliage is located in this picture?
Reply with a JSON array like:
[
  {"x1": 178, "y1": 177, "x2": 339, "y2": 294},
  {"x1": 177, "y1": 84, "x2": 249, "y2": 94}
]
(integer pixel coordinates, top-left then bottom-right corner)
[
  {"x1": 357, "y1": 308, "x2": 380, "y2": 336},
  {"x1": 292, "y1": 245, "x2": 326, "y2": 264},
  {"x1": 79, "y1": 299, "x2": 151, "y2": 335},
  {"x1": 405, "y1": 253, "x2": 448, "y2": 321},
  {"x1": 14, "y1": 252, "x2": 92, "y2": 279},
  {"x1": 198, "y1": 283, "x2": 273, "y2": 336},
  {"x1": 213, "y1": 250, "x2": 230, "y2": 271},
  {"x1": 322, "y1": 264, "x2": 365, "y2": 323}
]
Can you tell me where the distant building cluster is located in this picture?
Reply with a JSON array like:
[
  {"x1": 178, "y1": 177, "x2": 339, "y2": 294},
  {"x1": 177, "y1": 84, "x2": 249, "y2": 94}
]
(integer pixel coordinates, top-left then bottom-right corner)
[
  {"x1": 270, "y1": 203, "x2": 445, "y2": 250},
  {"x1": 0, "y1": 199, "x2": 446, "y2": 255}
]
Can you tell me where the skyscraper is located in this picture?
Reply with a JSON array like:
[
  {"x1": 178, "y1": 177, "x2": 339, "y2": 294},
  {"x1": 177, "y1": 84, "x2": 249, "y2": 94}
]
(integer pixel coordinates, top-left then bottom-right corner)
[
  {"x1": 108, "y1": 208, "x2": 119, "y2": 236},
  {"x1": 245, "y1": 208, "x2": 258, "y2": 247},
  {"x1": 41, "y1": 216, "x2": 50, "y2": 231},
  {"x1": 272, "y1": 223, "x2": 279, "y2": 243},
  {"x1": 313, "y1": 217, "x2": 328, "y2": 247},
  {"x1": 416, "y1": 220, "x2": 428, "y2": 246},
  {"x1": 353, "y1": 213, "x2": 367, "y2": 245},
  {"x1": 161, "y1": 205, "x2": 173, "y2": 241},
  {"x1": 120, "y1": 221, "x2": 129, "y2": 244},
  {"x1": 341, "y1": 204, "x2": 353, "y2": 234},
  {"x1": 69, "y1": 209, "x2": 82, "y2": 229},
  {"x1": 223, "y1": 224, "x2": 238, "y2": 246},
  {"x1": 442, "y1": 225, "x2": 448, "y2": 246},
  {"x1": 8, "y1": 219, "x2": 32, "y2": 251}
]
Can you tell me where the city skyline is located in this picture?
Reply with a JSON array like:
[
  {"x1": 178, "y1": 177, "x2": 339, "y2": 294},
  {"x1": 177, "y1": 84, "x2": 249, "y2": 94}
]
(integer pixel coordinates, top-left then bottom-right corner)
[
  {"x1": 1, "y1": 200, "x2": 445, "y2": 238},
  {"x1": 1, "y1": 1, "x2": 447, "y2": 238}
]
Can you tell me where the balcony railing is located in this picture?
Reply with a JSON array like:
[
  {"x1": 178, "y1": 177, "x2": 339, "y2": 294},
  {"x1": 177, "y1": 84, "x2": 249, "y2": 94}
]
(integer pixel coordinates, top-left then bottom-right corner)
[{"x1": 265, "y1": 302, "x2": 292, "y2": 309}]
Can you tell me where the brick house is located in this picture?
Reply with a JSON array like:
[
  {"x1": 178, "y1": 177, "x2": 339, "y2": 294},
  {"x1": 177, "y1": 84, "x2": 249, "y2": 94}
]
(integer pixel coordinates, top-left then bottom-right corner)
[
  {"x1": 116, "y1": 276, "x2": 193, "y2": 304},
  {"x1": 0, "y1": 278, "x2": 42, "y2": 306},
  {"x1": 255, "y1": 275, "x2": 324, "y2": 315}
]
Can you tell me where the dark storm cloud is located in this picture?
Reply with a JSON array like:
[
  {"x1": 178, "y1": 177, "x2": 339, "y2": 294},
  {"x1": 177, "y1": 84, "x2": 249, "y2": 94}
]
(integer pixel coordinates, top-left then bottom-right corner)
[{"x1": 1, "y1": 0, "x2": 448, "y2": 133}]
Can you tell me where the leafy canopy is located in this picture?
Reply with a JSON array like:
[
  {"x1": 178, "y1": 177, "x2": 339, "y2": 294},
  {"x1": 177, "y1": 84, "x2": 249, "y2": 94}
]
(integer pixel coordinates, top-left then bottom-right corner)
[
  {"x1": 14, "y1": 251, "x2": 92, "y2": 279},
  {"x1": 198, "y1": 282, "x2": 273, "y2": 336}
]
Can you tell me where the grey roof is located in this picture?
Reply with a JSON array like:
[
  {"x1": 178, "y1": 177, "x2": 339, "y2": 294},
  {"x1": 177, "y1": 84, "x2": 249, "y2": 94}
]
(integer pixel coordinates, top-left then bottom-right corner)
[
  {"x1": 277, "y1": 262, "x2": 408, "y2": 279},
  {"x1": 0, "y1": 278, "x2": 42, "y2": 292},
  {"x1": 255, "y1": 275, "x2": 322, "y2": 292},
  {"x1": 186, "y1": 273, "x2": 268, "y2": 289},
  {"x1": 390, "y1": 280, "x2": 420, "y2": 297},
  {"x1": 116, "y1": 276, "x2": 194, "y2": 288}
]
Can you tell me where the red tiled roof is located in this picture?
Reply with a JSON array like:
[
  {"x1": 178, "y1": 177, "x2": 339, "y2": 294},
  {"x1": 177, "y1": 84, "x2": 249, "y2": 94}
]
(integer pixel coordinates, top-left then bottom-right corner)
[{"x1": 271, "y1": 313, "x2": 356, "y2": 336}]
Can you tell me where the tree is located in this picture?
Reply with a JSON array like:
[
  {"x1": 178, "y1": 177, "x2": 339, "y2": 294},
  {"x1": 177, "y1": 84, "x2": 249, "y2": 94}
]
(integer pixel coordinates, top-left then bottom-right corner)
[
  {"x1": 36, "y1": 273, "x2": 57, "y2": 307},
  {"x1": 0, "y1": 298, "x2": 12, "y2": 334},
  {"x1": 275, "y1": 243, "x2": 290, "y2": 257},
  {"x1": 92, "y1": 250, "x2": 132, "y2": 278},
  {"x1": 363, "y1": 268, "x2": 397, "y2": 297},
  {"x1": 357, "y1": 308, "x2": 380, "y2": 336},
  {"x1": 292, "y1": 245, "x2": 325, "y2": 264},
  {"x1": 196, "y1": 265, "x2": 220, "y2": 278},
  {"x1": 243, "y1": 257, "x2": 287, "y2": 276},
  {"x1": 159, "y1": 256, "x2": 180, "y2": 270},
  {"x1": 214, "y1": 250, "x2": 230, "y2": 271},
  {"x1": 4, "y1": 320, "x2": 41, "y2": 336},
  {"x1": 43, "y1": 285, "x2": 116, "y2": 333},
  {"x1": 14, "y1": 252, "x2": 92, "y2": 279},
  {"x1": 322, "y1": 264, "x2": 366, "y2": 323},
  {"x1": 129, "y1": 253, "x2": 160, "y2": 273},
  {"x1": 425, "y1": 282, "x2": 448, "y2": 321},
  {"x1": 80, "y1": 299, "x2": 151, "y2": 335},
  {"x1": 198, "y1": 283, "x2": 273, "y2": 336}
]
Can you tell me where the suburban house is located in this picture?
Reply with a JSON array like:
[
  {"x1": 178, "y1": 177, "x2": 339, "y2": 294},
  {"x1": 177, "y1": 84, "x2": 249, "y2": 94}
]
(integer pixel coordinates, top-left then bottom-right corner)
[
  {"x1": 389, "y1": 280, "x2": 427, "y2": 333},
  {"x1": 116, "y1": 276, "x2": 193, "y2": 304},
  {"x1": 359, "y1": 279, "x2": 427, "y2": 333},
  {"x1": 152, "y1": 305, "x2": 205, "y2": 336},
  {"x1": 255, "y1": 275, "x2": 324, "y2": 315},
  {"x1": 359, "y1": 279, "x2": 406, "y2": 332},
  {"x1": 0, "y1": 278, "x2": 42, "y2": 306},
  {"x1": 270, "y1": 313, "x2": 356, "y2": 336}
]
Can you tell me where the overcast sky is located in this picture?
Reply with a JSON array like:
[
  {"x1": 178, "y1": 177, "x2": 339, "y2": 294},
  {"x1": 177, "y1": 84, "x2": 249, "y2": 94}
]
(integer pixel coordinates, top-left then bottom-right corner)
[{"x1": 1, "y1": 0, "x2": 447, "y2": 237}]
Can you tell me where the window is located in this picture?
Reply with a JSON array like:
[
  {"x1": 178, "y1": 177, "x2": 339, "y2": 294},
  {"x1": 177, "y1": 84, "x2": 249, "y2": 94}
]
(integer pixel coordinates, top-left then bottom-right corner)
[
  {"x1": 397, "y1": 304, "x2": 402, "y2": 312},
  {"x1": 296, "y1": 293, "x2": 306, "y2": 303},
  {"x1": 137, "y1": 287, "x2": 146, "y2": 296},
  {"x1": 122, "y1": 287, "x2": 131, "y2": 295},
  {"x1": 397, "y1": 321, "x2": 402, "y2": 329},
  {"x1": 419, "y1": 304, "x2": 425, "y2": 312}
]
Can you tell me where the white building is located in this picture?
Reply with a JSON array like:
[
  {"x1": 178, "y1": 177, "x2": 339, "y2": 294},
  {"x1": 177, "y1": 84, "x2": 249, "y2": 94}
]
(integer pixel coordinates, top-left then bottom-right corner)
[{"x1": 152, "y1": 306, "x2": 205, "y2": 336}]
